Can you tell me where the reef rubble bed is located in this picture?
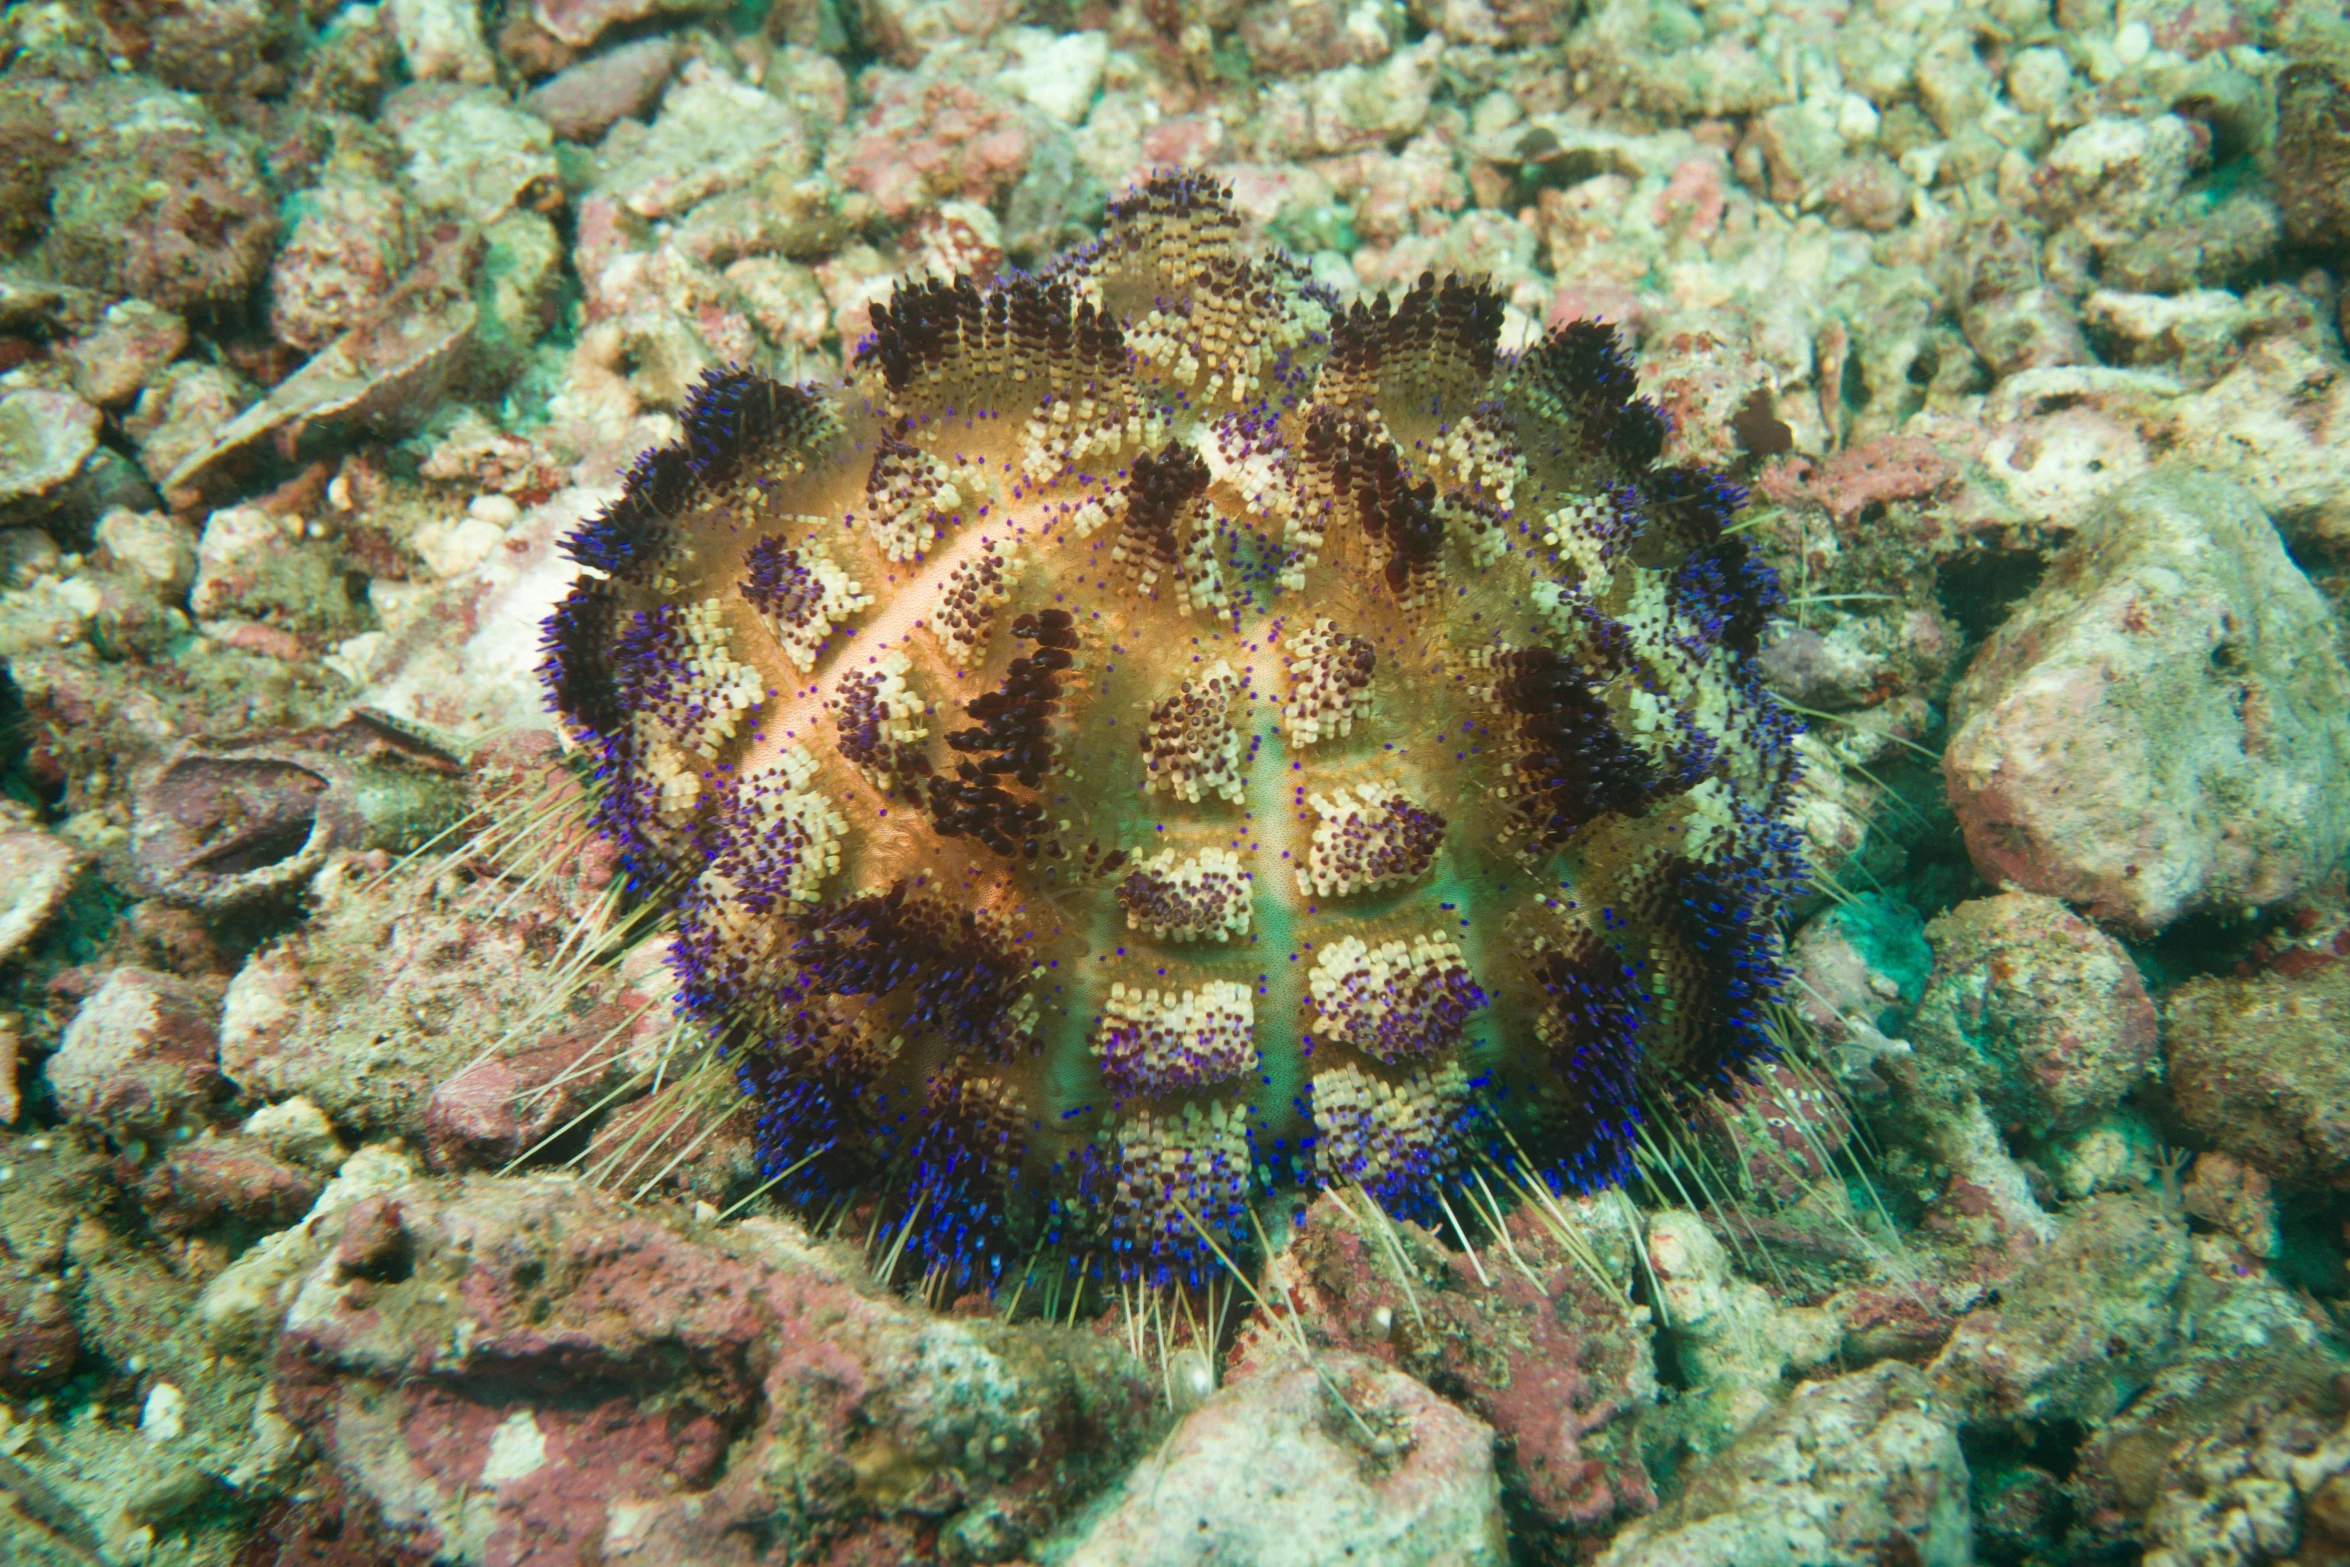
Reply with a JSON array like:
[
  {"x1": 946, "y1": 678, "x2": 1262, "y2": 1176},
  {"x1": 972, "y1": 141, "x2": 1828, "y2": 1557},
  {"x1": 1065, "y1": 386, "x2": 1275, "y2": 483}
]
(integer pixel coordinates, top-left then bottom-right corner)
[{"x1": 0, "y1": 0, "x2": 2344, "y2": 1563}]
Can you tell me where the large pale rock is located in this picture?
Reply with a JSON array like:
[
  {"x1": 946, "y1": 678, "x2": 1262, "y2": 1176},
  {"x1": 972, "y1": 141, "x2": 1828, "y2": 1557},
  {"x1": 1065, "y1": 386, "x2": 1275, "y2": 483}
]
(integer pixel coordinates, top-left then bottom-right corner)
[
  {"x1": 1943, "y1": 469, "x2": 2350, "y2": 932},
  {"x1": 1592, "y1": 1362, "x2": 1970, "y2": 1567},
  {"x1": 1060, "y1": 1352, "x2": 1506, "y2": 1566}
]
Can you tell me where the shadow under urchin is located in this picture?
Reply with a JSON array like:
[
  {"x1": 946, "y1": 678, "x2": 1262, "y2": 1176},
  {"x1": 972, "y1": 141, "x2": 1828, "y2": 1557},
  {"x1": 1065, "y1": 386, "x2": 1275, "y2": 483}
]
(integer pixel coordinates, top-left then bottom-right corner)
[{"x1": 539, "y1": 171, "x2": 1807, "y2": 1295}]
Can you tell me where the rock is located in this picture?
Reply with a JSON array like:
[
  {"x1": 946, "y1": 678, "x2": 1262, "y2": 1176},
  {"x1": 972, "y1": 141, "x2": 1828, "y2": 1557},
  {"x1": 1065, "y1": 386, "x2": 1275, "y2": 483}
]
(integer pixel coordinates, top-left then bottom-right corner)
[
  {"x1": 1241, "y1": 0, "x2": 1402, "y2": 74},
  {"x1": 2169, "y1": 334, "x2": 2350, "y2": 554},
  {"x1": 268, "y1": 175, "x2": 417, "y2": 355},
  {"x1": 592, "y1": 63, "x2": 811, "y2": 221},
  {"x1": 1000, "y1": 29, "x2": 1109, "y2": 124},
  {"x1": 123, "y1": 362, "x2": 255, "y2": 490},
  {"x1": 2098, "y1": 191, "x2": 2279, "y2": 294},
  {"x1": 1905, "y1": 893, "x2": 2157, "y2": 1138},
  {"x1": 847, "y1": 0, "x2": 1018, "y2": 66},
  {"x1": 1642, "y1": 1209, "x2": 1841, "y2": 1452},
  {"x1": 0, "y1": 389, "x2": 99, "y2": 529},
  {"x1": 520, "y1": 36, "x2": 678, "y2": 143},
  {"x1": 351, "y1": 484, "x2": 595, "y2": 734},
  {"x1": 0, "y1": 1276, "x2": 80, "y2": 1394},
  {"x1": 2081, "y1": 287, "x2": 2250, "y2": 386},
  {"x1": 265, "y1": 1175, "x2": 1154, "y2": 1566},
  {"x1": 93, "y1": 508, "x2": 198, "y2": 597},
  {"x1": 474, "y1": 208, "x2": 565, "y2": 378},
  {"x1": 2274, "y1": 64, "x2": 2350, "y2": 252},
  {"x1": 134, "y1": 1132, "x2": 325, "y2": 1237},
  {"x1": 291, "y1": 1, "x2": 402, "y2": 115},
  {"x1": 1591, "y1": 1363, "x2": 1971, "y2": 1567},
  {"x1": 1915, "y1": 30, "x2": 1993, "y2": 136},
  {"x1": 1928, "y1": 1192, "x2": 2185, "y2": 1425},
  {"x1": 1750, "y1": 101, "x2": 1845, "y2": 205},
  {"x1": 2165, "y1": 958, "x2": 2350, "y2": 1187},
  {"x1": 2043, "y1": 1109, "x2": 2161, "y2": 1199},
  {"x1": 195, "y1": 1143, "x2": 417, "y2": 1354},
  {"x1": 187, "y1": 505, "x2": 360, "y2": 633},
  {"x1": 385, "y1": 0, "x2": 497, "y2": 85},
  {"x1": 122, "y1": 0, "x2": 300, "y2": 96},
  {"x1": 241, "y1": 1095, "x2": 350, "y2": 1171},
  {"x1": 392, "y1": 87, "x2": 560, "y2": 225},
  {"x1": 1255, "y1": 41, "x2": 1443, "y2": 158},
  {"x1": 1564, "y1": 0, "x2": 1788, "y2": 120},
  {"x1": 2067, "y1": 1345, "x2": 2346, "y2": 1552},
  {"x1": 2180, "y1": 1151, "x2": 2278, "y2": 1258},
  {"x1": 1943, "y1": 470, "x2": 2350, "y2": 932},
  {"x1": 1821, "y1": 154, "x2": 1915, "y2": 233},
  {"x1": 61, "y1": 301, "x2": 188, "y2": 410},
  {"x1": 2028, "y1": 115, "x2": 2205, "y2": 248},
  {"x1": 41, "y1": 91, "x2": 276, "y2": 313},
  {"x1": 1254, "y1": 1190, "x2": 1655, "y2": 1549},
  {"x1": 2135, "y1": 1373, "x2": 2350, "y2": 1567},
  {"x1": 1059, "y1": 1352, "x2": 1505, "y2": 1567},
  {"x1": 0, "y1": 810, "x2": 81, "y2": 966},
  {"x1": 46, "y1": 966, "x2": 226, "y2": 1142},
  {"x1": 530, "y1": 0, "x2": 718, "y2": 49}
]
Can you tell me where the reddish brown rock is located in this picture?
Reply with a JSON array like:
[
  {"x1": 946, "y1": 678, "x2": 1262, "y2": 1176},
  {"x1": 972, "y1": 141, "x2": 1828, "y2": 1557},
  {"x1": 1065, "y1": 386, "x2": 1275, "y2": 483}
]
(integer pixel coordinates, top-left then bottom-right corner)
[
  {"x1": 135, "y1": 1133, "x2": 324, "y2": 1237},
  {"x1": 521, "y1": 36, "x2": 678, "y2": 142},
  {"x1": 262, "y1": 1175, "x2": 1155, "y2": 1567},
  {"x1": 1944, "y1": 472, "x2": 2350, "y2": 932},
  {"x1": 0, "y1": 1276, "x2": 79, "y2": 1393},
  {"x1": 2165, "y1": 957, "x2": 2350, "y2": 1187},
  {"x1": 1927, "y1": 1193, "x2": 2186, "y2": 1425}
]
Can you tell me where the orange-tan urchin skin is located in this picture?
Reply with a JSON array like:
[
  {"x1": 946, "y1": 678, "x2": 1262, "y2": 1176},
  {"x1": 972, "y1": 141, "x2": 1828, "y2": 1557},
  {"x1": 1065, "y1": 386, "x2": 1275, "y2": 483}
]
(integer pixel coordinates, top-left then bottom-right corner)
[{"x1": 544, "y1": 174, "x2": 1804, "y2": 1285}]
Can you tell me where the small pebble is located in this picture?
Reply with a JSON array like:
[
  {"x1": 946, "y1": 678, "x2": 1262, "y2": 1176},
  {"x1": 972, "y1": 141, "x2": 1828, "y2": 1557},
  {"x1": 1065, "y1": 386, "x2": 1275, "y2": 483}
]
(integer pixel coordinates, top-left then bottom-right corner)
[{"x1": 468, "y1": 493, "x2": 522, "y2": 527}]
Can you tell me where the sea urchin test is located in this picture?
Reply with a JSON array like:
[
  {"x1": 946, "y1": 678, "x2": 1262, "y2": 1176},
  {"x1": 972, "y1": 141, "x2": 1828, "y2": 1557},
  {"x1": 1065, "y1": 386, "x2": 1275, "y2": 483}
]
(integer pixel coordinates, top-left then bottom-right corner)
[{"x1": 542, "y1": 173, "x2": 1806, "y2": 1288}]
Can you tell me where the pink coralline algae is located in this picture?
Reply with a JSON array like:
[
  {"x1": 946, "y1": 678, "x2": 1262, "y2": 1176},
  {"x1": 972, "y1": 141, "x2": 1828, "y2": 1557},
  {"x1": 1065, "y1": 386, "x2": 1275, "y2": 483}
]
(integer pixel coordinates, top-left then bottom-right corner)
[
  {"x1": 837, "y1": 77, "x2": 1036, "y2": 217},
  {"x1": 1256, "y1": 1191, "x2": 1658, "y2": 1547},
  {"x1": 264, "y1": 1176, "x2": 1156, "y2": 1567}
]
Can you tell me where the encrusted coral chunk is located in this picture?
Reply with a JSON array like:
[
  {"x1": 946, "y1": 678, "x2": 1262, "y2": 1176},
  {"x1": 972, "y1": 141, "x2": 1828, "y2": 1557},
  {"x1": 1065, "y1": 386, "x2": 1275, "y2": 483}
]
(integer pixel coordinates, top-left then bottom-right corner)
[{"x1": 542, "y1": 174, "x2": 1804, "y2": 1287}]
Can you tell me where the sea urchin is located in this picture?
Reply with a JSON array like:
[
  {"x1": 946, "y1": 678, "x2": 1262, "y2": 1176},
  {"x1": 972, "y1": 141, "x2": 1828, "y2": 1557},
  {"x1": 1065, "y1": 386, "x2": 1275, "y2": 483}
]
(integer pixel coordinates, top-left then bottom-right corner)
[{"x1": 541, "y1": 172, "x2": 1806, "y2": 1290}]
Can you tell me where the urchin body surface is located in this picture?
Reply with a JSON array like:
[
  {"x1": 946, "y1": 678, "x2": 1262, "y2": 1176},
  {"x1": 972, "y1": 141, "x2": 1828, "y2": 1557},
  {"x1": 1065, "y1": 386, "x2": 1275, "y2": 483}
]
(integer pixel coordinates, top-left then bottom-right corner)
[{"x1": 543, "y1": 174, "x2": 1805, "y2": 1287}]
